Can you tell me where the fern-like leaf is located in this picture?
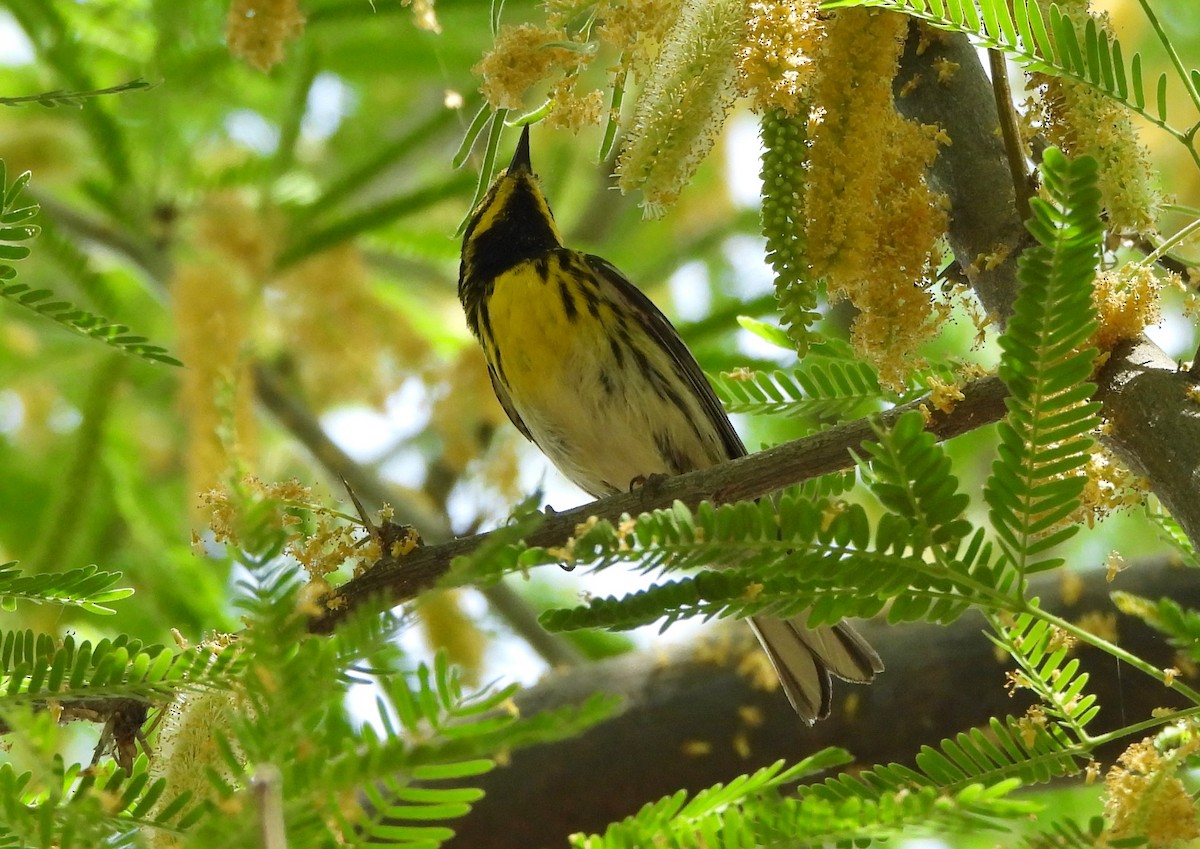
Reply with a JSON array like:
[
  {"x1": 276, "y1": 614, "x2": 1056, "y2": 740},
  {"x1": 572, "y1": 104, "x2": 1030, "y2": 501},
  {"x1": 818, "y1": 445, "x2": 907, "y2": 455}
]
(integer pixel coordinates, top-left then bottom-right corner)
[
  {"x1": 580, "y1": 745, "x2": 1041, "y2": 847},
  {"x1": 859, "y1": 411, "x2": 973, "y2": 556},
  {"x1": 711, "y1": 358, "x2": 964, "y2": 426},
  {"x1": 204, "y1": 562, "x2": 617, "y2": 848},
  {"x1": 0, "y1": 631, "x2": 244, "y2": 704},
  {"x1": 1022, "y1": 815, "x2": 1108, "y2": 849},
  {"x1": 537, "y1": 488, "x2": 1005, "y2": 635},
  {"x1": 574, "y1": 750, "x2": 852, "y2": 849},
  {"x1": 0, "y1": 162, "x2": 181, "y2": 366},
  {"x1": 989, "y1": 613, "x2": 1099, "y2": 737},
  {"x1": 1144, "y1": 506, "x2": 1198, "y2": 566},
  {"x1": 0, "y1": 280, "x2": 181, "y2": 365},
  {"x1": 813, "y1": 714, "x2": 1084, "y2": 800},
  {"x1": 984, "y1": 148, "x2": 1102, "y2": 587},
  {"x1": 0, "y1": 754, "x2": 205, "y2": 849},
  {"x1": 0, "y1": 562, "x2": 132, "y2": 614},
  {"x1": 1112, "y1": 591, "x2": 1200, "y2": 663},
  {"x1": 711, "y1": 357, "x2": 885, "y2": 421}
]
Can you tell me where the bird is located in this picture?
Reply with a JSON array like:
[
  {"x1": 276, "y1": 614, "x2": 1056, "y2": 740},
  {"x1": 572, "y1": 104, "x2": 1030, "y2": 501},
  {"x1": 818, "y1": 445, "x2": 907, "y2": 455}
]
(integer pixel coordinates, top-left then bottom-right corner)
[{"x1": 457, "y1": 124, "x2": 883, "y2": 722}]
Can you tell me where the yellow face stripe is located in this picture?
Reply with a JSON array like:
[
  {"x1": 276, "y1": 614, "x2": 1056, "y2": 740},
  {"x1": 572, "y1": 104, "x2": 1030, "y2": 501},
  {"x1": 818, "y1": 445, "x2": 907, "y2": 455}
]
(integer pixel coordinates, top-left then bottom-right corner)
[{"x1": 467, "y1": 170, "x2": 561, "y2": 248}]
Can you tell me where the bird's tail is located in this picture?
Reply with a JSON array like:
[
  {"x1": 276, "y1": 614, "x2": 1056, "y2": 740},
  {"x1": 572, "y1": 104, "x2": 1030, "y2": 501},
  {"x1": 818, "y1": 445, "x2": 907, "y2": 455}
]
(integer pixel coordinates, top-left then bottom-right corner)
[{"x1": 748, "y1": 615, "x2": 884, "y2": 723}]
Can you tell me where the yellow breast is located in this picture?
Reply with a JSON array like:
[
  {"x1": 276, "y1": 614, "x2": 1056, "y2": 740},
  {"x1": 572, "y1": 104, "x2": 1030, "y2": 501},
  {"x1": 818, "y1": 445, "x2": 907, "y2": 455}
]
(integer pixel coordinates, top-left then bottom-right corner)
[{"x1": 479, "y1": 253, "x2": 727, "y2": 497}]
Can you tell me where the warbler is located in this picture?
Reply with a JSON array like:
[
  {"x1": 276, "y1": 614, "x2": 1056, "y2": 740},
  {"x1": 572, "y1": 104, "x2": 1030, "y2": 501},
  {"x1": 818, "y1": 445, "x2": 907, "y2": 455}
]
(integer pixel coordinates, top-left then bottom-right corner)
[{"x1": 458, "y1": 125, "x2": 882, "y2": 722}]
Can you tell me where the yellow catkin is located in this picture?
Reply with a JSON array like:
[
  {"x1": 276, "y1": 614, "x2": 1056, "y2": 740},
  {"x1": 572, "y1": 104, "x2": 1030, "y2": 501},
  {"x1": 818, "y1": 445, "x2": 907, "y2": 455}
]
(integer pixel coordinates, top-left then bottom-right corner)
[
  {"x1": 805, "y1": 10, "x2": 948, "y2": 388},
  {"x1": 419, "y1": 590, "x2": 486, "y2": 683},
  {"x1": 592, "y1": 0, "x2": 687, "y2": 74},
  {"x1": 226, "y1": 0, "x2": 305, "y2": 72},
  {"x1": 174, "y1": 193, "x2": 278, "y2": 509},
  {"x1": 476, "y1": 0, "x2": 692, "y2": 132},
  {"x1": 268, "y1": 243, "x2": 428, "y2": 409},
  {"x1": 545, "y1": 76, "x2": 606, "y2": 131},
  {"x1": 737, "y1": 0, "x2": 826, "y2": 115},
  {"x1": 1104, "y1": 737, "x2": 1200, "y2": 846},
  {"x1": 474, "y1": 23, "x2": 590, "y2": 111},
  {"x1": 172, "y1": 262, "x2": 257, "y2": 512},
  {"x1": 616, "y1": 0, "x2": 746, "y2": 216},
  {"x1": 148, "y1": 658, "x2": 242, "y2": 849},
  {"x1": 195, "y1": 191, "x2": 279, "y2": 282},
  {"x1": 1034, "y1": 1, "x2": 1160, "y2": 236},
  {"x1": 1090, "y1": 263, "x2": 1165, "y2": 353}
]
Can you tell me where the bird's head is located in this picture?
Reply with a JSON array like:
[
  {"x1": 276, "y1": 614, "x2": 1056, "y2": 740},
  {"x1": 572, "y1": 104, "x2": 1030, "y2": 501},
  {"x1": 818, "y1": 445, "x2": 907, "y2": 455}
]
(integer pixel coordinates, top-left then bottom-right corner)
[{"x1": 459, "y1": 124, "x2": 563, "y2": 299}]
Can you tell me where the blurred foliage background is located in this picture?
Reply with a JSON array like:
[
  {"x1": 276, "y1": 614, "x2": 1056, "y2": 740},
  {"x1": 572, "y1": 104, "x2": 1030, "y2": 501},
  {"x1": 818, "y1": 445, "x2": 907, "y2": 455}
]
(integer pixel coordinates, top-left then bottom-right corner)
[
  {"x1": 0, "y1": 0, "x2": 834, "y2": 669},
  {"x1": 0, "y1": 0, "x2": 1198, "y2": 818}
]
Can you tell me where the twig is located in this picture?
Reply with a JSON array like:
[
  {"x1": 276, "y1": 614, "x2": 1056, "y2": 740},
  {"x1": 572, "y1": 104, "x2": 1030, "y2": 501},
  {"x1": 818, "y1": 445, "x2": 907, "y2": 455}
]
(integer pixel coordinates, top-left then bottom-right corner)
[
  {"x1": 32, "y1": 190, "x2": 172, "y2": 284},
  {"x1": 253, "y1": 763, "x2": 288, "y2": 849},
  {"x1": 987, "y1": 49, "x2": 1032, "y2": 222},
  {"x1": 253, "y1": 363, "x2": 589, "y2": 664},
  {"x1": 1095, "y1": 338, "x2": 1200, "y2": 545},
  {"x1": 253, "y1": 363, "x2": 451, "y2": 538},
  {"x1": 309, "y1": 375, "x2": 1010, "y2": 633}
]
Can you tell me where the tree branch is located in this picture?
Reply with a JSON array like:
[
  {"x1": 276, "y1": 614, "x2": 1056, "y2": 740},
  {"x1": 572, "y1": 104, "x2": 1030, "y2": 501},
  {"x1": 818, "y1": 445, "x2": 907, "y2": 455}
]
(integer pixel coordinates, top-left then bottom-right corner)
[
  {"x1": 252, "y1": 363, "x2": 587, "y2": 665},
  {"x1": 893, "y1": 26, "x2": 1029, "y2": 323},
  {"x1": 986, "y1": 49, "x2": 1033, "y2": 222},
  {"x1": 893, "y1": 28, "x2": 1200, "y2": 549},
  {"x1": 1095, "y1": 339, "x2": 1200, "y2": 543},
  {"x1": 309, "y1": 374, "x2": 1010, "y2": 633}
]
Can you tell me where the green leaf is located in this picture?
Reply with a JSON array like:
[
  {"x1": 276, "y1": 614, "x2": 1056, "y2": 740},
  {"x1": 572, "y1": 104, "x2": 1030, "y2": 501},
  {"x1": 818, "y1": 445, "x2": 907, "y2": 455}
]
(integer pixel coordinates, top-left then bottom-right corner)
[
  {"x1": 0, "y1": 563, "x2": 133, "y2": 614},
  {"x1": 735, "y1": 315, "x2": 795, "y2": 350},
  {"x1": 983, "y1": 148, "x2": 1102, "y2": 588}
]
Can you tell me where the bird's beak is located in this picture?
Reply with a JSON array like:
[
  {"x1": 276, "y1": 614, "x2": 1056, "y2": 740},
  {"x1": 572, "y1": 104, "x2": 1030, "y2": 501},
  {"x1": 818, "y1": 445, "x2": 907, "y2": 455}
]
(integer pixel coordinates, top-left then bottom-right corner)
[{"x1": 508, "y1": 124, "x2": 532, "y2": 174}]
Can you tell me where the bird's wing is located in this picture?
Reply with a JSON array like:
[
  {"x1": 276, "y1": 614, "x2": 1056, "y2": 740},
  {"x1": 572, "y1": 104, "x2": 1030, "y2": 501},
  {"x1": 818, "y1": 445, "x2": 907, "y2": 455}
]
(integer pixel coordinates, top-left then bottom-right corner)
[
  {"x1": 487, "y1": 362, "x2": 534, "y2": 443},
  {"x1": 583, "y1": 254, "x2": 747, "y2": 461}
]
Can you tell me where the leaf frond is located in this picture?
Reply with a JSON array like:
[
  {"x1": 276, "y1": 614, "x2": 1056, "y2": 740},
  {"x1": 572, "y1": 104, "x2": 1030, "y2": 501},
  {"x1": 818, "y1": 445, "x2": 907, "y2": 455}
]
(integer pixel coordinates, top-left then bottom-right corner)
[
  {"x1": 0, "y1": 629, "x2": 245, "y2": 705},
  {"x1": 574, "y1": 750, "x2": 854, "y2": 849},
  {"x1": 0, "y1": 79, "x2": 153, "y2": 108},
  {"x1": 1021, "y1": 815, "x2": 1107, "y2": 849},
  {"x1": 983, "y1": 148, "x2": 1102, "y2": 587},
  {"x1": 0, "y1": 754, "x2": 205, "y2": 849},
  {"x1": 0, "y1": 562, "x2": 132, "y2": 614},
  {"x1": 859, "y1": 411, "x2": 973, "y2": 557},
  {"x1": 1112, "y1": 591, "x2": 1200, "y2": 663},
  {"x1": 988, "y1": 612, "x2": 1099, "y2": 736},
  {"x1": 537, "y1": 485, "x2": 1006, "y2": 634},
  {"x1": 711, "y1": 357, "x2": 885, "y2": 421}
]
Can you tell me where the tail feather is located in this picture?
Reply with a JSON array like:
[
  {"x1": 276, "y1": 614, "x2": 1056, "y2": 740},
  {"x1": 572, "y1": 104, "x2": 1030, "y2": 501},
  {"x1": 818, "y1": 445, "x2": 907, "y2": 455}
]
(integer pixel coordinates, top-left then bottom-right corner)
[{"x1": 748, "y1": 615, "x2": 883, "y2": 723}]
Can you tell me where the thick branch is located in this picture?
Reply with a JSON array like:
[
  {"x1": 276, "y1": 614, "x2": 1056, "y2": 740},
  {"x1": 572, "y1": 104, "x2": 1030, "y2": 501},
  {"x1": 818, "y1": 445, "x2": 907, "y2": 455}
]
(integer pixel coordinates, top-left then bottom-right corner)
[
  {"x1": 309, "y1": 375, "x2": 1009, "y2": 633},
  {"x1": 894, "y1": 30, "x2": 1200, "y2": 546},
  {"x1": 440, "y1": 558, "x2": 1198, "y2": 849},
  {"x1": 894, "y1": 26, "x2": 1029, "y2": 322},
  {"x1": 1095, "y1": 339, "x2": 1200, "y2": 543}
]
